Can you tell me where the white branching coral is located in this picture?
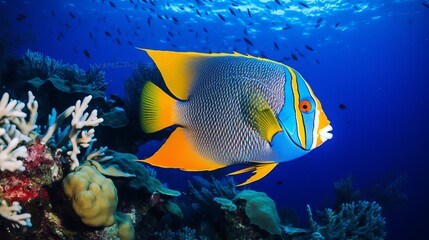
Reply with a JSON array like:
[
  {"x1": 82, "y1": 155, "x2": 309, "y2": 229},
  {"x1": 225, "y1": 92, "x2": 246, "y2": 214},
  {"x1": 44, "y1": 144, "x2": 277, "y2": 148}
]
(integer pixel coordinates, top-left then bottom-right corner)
[
  {"x1": 1, "y1": 91, "x2": 103, "y2": 172},
  {"x1": 0, "y1": 92, "x2": 33, "y2": 172},
  {"x1": 66, "y1": 95, "x2": 103, "y2": 170},
  {"x1": 10, "y1": 91, "x2": 38, "y2": 135},
  {"x1": 0, "y1": 200, "x2": 32, "y2": 228},
  {"x1": 0, "y1": 138, "x2": 27, "y2": 172}
]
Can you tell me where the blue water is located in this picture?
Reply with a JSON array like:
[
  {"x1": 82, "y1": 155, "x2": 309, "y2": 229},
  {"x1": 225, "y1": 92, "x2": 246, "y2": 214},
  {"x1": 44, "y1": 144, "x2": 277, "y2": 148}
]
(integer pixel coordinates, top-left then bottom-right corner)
[{"x1": 2, "y1": 0, "x2": 429, "y2": 239}]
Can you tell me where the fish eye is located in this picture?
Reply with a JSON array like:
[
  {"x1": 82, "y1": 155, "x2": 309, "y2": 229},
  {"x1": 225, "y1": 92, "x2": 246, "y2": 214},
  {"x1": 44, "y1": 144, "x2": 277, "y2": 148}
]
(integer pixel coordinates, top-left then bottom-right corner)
[{"x1": 299, "y1": 100, "x2": 312, "y2": 113}]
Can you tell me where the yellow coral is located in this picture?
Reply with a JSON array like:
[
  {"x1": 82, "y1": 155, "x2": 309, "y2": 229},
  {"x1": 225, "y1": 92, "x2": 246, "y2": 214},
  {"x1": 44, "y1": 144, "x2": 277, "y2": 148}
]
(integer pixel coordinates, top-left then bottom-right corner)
[{"x1": 63, "y1": 165, "x2": 118, "y2": 227}]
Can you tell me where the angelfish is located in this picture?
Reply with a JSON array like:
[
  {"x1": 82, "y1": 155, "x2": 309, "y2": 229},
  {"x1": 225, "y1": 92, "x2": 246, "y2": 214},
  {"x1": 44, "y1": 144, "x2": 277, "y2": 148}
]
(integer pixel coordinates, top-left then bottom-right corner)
[{"x1": 138, "y1": 49, "x2": 333, "y2": 186}]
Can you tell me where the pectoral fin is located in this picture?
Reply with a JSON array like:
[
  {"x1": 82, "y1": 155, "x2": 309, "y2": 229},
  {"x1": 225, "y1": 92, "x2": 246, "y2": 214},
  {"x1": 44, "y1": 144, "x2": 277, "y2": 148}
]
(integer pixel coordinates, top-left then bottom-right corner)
[
  {"x1": 227, "y1": 162, "x2": 278, "y2": 186},
  {"x1": 247, "y1": 94, "x2": 282, "y2": 143}
]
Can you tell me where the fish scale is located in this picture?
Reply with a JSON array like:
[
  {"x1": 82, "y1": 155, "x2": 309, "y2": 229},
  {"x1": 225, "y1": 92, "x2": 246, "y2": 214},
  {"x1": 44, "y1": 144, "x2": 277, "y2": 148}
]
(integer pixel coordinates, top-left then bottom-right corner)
[{"x1": 177, "y1": 57, "x2": 286, "y2": 164}]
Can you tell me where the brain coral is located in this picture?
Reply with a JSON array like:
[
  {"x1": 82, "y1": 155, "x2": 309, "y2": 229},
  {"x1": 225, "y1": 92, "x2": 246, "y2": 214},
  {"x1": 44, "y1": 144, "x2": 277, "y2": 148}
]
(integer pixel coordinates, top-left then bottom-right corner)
[{"x1": 62, "y1": 165, "x2": 118, "y2": 227}]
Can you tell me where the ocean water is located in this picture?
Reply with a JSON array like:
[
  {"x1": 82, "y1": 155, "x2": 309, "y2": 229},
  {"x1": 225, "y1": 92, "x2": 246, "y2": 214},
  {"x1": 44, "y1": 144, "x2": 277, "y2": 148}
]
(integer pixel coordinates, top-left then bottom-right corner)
[{"x1": 1, "y1": 0, "x2": 428, "y2": 239}]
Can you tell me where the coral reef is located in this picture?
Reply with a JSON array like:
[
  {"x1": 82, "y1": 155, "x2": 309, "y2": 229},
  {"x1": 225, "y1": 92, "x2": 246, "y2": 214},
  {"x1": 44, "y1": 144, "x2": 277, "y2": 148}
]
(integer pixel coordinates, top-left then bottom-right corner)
[
  {"x1": 21, "y1": 50, "x2": 108, "y2": 97},
  {"x1": 0, "y1": 91, "x2": 181, "y2": 240},
  {"x1": 306, "y1": 201, "x2": 386, "y2": 240}
]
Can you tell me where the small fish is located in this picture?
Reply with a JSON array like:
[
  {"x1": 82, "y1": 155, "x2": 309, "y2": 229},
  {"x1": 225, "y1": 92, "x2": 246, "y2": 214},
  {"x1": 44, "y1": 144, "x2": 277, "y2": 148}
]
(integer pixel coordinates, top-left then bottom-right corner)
[
  {"x1": 196, "y1": 9, "x2": 201, "y2": 16},
  {"x1": 422, "y1": 2, "x2": 429, "y2": 8},
  {"x1": 128, "y1": 40, "x2": 134, "y2": 46},
  {"x1": 298, "y1": 2, "x2": 309, "y2": 8},
  {"x1": 172, "y1": 16, "x2": 179, "y2": 23},
  {"x1": 283, "y1": 25, "x2": 292, "y2": 30},
  {"x1": 117, "y1": 28, "x2": 121, "y2": 35},
  {"x1": 218, "y1": 13, "x2": 226, "y2": 21},
  {"x1": 116, "y1": 37, "x2": 121, "y2": 45},
  {"x1": 275, "y1": 0, "x2": 281, "y2": 5},
  {"x1": 83, "y1": 49, "x2": 91, "y2": 58},
  {"x1": 298, "y1": 52, "x2": 305, "y2": 58},
  {"x1": 291, "y1": 53, "x2": 298, "y2": 61},
  {"x1": 335, "y1": 22, "x2": 340, "y2": 28},
  {"x1": 138, "y1": 49, "x2": 332, "y2": 186},
  {"x1": 147, "y1": 17, "x2": 151, "y2": 26},
  {"x1": 125, "y1": 14, "x2": 131, "y2": 23},
  {"x1": 339, "y1": 104, "x2": 346, "y2": 110},
  {"x1": 203, "y1": 27, "x2": 208, "y2": 33},
  {"x1": 274, "y1": 42, "x2": 280, "y2": 50},
  {"x1": 168, "y1": 31, "x2": 174, "y2": 37},
  {"x1": 275, "y1": 180, "x2": 283, "y2": 185},
  {"x1": 228, "y1": 7, "x2": 236, "y2": 16},
  {"x1": 315, "y1": 59, "x2": 320, "y2": 64},
  {"x1": 65, "y1": 23, "x2": 70, "y2": 29},
  {"x1": 51, "y1": 10, "x2": 55, "y2": 18},
  {"x1": 69, "y1": 12, "x2": 75, "y2": 19},
  {"x1": 89, "y1": 32, "x2": 94, "y2": 39},
  {"x1": 105, "y1": 31, "x2": 112, "y2": 37},
  {"x1": 16, "y1": 14, "x2": 27, "y2": 21},
  {"x1": 317, "y1": 18, "x2": 323, "y2": 23},
  {"x1": 305, "y1": 45, "x2": 314, "y2": 51},
  {"x1": 243, "y1": 37, "x2": 254, "y2": 46},
  {"x1": 247, "y1": 8, "x2": 252, "y2": 17},
  {"x1": 109, "y1": 1, "x2": 116, "y2": 8}
]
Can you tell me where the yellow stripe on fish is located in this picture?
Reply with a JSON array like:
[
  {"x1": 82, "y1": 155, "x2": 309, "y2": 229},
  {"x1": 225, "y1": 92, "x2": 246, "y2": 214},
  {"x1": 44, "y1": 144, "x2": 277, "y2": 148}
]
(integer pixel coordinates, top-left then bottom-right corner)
[{"x1": 138, "y1": 49, "x2": 333, "y2": 186}]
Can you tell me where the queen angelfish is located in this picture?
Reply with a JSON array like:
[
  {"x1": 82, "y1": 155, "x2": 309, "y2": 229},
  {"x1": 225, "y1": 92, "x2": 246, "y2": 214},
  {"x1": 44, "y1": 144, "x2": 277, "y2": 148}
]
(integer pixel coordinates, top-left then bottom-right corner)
[{"x1": 138, "y1": 49, "x2": 333, "y2": 186}]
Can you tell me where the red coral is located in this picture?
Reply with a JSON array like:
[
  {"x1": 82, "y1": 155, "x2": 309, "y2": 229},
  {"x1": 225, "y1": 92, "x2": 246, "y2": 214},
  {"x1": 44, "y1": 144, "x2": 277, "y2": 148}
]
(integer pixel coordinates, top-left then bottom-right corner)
[
  {"x1": 1, "y1": 176, "x2": 40, "y2": 203},
  {"x1": 25, "y1": 143, "x2": 53, "y2": 170}
]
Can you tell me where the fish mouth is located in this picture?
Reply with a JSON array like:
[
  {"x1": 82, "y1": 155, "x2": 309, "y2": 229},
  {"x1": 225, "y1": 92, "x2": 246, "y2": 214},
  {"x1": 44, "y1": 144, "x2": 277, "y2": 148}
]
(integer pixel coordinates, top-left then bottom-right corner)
[{"x1": 319, "y1": 125, "x2": 333, "y2": 143}]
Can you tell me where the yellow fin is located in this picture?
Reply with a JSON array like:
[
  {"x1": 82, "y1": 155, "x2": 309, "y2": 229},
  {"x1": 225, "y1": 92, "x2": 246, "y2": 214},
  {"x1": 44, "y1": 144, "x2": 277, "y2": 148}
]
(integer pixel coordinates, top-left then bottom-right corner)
[
  {"x1": 140, "y1": 81, "x2": 177, "y2": 133},
  {"x1": 139, "y1": 49, "x2": 200, "y2": 100},
  {"x1": 138, "y1": 128, "x2": 226, "y2": 171},
  {"x1": 138, "y1": 49, "x2": 243, "y2": 100},
  {"x1": 248, "y1": 95, "x2": 282, "y2": 142},
  {"x1": 227, "y1": 163, "x2": 278, "y2": 186}
]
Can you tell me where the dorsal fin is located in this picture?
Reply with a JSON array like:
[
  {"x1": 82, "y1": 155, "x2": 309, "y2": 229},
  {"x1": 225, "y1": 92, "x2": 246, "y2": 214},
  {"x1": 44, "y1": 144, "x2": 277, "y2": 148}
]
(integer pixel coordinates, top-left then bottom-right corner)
[{"x1": 138, "y1": 49, "x2": 243, "y2": 100}]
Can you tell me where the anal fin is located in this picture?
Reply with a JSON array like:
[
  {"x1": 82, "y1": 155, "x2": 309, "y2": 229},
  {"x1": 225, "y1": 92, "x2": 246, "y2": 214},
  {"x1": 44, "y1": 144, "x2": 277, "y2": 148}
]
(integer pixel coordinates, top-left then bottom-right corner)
[
  {"x1": 227, "y1": 162, "x2": 278, "y2": 186},
  {"x1": 139, "y1": 128, "x2": 226, "y2": 171}
]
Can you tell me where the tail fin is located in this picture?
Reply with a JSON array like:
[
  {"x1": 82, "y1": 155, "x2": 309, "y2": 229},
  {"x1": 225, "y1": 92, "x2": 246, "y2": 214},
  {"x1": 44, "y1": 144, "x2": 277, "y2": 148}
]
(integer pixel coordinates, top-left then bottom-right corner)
[{"x1": 140, "y1": 81, "x2": 177, "y2": 133}]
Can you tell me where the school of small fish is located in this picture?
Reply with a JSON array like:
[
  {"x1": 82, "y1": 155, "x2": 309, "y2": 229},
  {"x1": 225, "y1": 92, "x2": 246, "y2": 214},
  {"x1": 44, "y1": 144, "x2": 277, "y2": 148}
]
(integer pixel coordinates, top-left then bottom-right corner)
[{"x1": 10, "y1": 0, "x2": 399, "y2": 64}]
